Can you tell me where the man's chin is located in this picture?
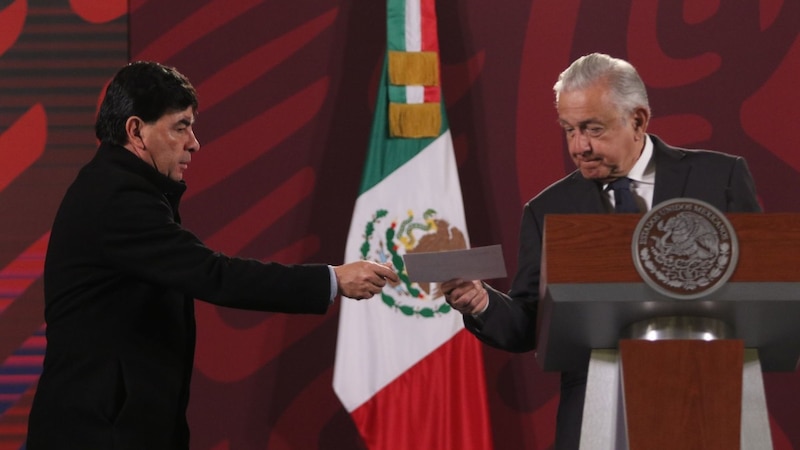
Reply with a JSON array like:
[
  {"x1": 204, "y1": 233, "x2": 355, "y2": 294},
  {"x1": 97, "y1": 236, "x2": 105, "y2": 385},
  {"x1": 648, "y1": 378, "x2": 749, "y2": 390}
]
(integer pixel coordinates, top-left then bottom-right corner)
[{"x1": 579, "y1": 168, "x2": 611, "y2": 181}]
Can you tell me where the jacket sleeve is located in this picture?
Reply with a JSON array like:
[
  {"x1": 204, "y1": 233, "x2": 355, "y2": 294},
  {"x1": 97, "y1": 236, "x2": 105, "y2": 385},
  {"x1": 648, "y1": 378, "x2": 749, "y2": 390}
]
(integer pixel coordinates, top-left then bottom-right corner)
[
  {"x1": 99, "y1": 186, "x2": 331, "y2": 314},
  {"x1": 464, "y1": 202, "x2": 540, "y2": 352}
]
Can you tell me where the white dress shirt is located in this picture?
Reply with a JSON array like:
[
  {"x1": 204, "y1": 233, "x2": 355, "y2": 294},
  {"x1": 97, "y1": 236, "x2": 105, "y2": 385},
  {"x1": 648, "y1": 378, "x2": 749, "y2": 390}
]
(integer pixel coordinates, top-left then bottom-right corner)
[{"x1": 602, "y1": 135, "x2": 656, "y2": 212}]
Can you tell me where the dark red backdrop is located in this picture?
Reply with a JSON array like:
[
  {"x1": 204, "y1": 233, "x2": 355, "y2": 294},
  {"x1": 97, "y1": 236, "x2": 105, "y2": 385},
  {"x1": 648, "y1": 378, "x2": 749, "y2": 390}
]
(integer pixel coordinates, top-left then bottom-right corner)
[{"x1": 0, "y1": 0, "x2": 798, "y2": 449}]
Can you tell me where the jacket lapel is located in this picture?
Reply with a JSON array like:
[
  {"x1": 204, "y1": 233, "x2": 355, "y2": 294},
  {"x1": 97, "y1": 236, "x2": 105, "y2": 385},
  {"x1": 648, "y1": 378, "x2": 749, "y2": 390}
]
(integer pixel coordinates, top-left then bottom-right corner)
[
  {"x1": 651, "y1": 135, "x2": 690, "y2": 205},
  {"x1": 566, "y1": 172, "x2": 607, "y2": 213}
]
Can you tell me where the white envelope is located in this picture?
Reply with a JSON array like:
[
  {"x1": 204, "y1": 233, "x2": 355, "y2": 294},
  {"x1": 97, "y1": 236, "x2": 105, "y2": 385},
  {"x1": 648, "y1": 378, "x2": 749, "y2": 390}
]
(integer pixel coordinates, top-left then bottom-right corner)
[{"x1": 402, "y1": 244, "x2": 507, "y2": 282}]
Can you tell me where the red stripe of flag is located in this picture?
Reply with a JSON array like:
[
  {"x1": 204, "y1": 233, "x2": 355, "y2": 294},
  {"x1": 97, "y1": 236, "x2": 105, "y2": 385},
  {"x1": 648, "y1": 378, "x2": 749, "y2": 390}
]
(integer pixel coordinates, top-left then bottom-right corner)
[
  {"x1": 424, "y1": 86, "x2": 440, "y2": 103},
  {"x1": 419, "y1": 0, "x2": 441, "y2": 103},
  {"x1": 419, "y1": 0, "x2": 439, "y2": 52},
  {"x1": 349, "y1": 330, "x2": 493, "y2": 450}
]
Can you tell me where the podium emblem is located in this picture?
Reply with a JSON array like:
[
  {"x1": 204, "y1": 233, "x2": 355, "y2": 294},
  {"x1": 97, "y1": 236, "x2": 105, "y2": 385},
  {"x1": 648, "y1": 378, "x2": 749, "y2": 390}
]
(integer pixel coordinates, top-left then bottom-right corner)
[{"x1": 632, "y1": 198, "x2": 739, "y2": 299}]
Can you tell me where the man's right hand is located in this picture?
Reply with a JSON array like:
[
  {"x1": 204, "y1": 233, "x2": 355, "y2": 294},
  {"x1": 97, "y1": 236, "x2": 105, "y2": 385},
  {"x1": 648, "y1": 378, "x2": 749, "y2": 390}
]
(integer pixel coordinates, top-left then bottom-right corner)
[{"x1": 333, "y1": 261, "x2": 398, "y2": 300}]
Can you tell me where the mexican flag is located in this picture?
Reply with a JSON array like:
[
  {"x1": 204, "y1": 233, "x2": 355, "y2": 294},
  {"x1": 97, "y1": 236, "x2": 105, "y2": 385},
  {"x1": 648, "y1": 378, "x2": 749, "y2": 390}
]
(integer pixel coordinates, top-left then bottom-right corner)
[{"x1": 332, "y1": 1, "x2": 494, "y2": 449}]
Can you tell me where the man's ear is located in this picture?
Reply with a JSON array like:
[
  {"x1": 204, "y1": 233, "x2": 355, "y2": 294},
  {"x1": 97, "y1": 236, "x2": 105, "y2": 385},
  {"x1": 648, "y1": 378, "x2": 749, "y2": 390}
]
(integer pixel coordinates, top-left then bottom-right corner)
[
  {"x1": 124, "y1": 116, "x2": 146, "y2": 151},
  {"x1": 632, "y1": 107, "x2": 650, "y2": 136}
]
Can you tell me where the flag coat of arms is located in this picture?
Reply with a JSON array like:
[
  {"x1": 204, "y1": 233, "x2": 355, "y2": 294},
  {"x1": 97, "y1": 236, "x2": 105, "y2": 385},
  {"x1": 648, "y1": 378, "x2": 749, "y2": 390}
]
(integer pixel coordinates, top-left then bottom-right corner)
[{"x1": 333, "y1": 1, "x2": 494, "y2": 448}]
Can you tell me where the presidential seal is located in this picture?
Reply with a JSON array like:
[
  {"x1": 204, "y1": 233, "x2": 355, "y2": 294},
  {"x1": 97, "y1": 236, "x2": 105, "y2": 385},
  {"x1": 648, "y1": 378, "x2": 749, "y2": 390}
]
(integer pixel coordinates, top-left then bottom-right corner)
[
  {"x1": 632, "y1": 198, "x2": 738, "y2": 299},
  {"x1": 359, "y1": 208, "x2": 467, "y2": 317}
]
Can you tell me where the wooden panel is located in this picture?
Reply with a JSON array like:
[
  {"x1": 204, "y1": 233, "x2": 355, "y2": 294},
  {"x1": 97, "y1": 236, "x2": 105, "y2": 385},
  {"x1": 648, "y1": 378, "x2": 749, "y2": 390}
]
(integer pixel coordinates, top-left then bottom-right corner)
[
  {"x1": 620, "y1": 340, "x2": 743, "y2": 450},
  {"x1": 543, "y1": 213, "x2": 800, "y2": 284}
]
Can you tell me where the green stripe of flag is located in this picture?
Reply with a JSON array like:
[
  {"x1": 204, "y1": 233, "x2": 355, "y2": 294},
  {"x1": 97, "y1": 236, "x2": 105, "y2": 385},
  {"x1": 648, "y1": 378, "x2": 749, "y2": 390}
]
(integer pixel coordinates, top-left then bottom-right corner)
[
  {"x1": 358, "y1": 55, "x2": 448, "y2": 194},
  {"x1": 388, "y1": 85, "x2": 407, "y2": 103},
  {"x1": 386, "y1": 0, "x2": 406, "y2": 51}
]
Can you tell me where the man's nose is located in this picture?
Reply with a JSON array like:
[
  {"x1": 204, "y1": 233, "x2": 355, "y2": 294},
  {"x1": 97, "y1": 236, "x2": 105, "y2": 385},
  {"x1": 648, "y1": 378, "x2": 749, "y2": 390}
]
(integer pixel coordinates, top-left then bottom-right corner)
[
  {"x1": 570, "y1": 130, "x2": 591, "y2": 155},
  {"x1": 188, "y1": 131, "x2": 200, "y2": 153}
]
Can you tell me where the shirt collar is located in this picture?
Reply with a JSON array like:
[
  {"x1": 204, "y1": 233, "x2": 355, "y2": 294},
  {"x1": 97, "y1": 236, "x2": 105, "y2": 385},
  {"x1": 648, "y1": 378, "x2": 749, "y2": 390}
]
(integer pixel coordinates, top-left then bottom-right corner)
[{"x1": 626, "y1": 134, "x2": 655, "y2": 184}]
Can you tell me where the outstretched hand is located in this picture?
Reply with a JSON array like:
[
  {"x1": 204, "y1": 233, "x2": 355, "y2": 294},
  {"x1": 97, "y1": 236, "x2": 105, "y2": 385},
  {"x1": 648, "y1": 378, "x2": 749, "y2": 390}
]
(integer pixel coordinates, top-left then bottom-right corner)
[
  {"x1": 440, "y1": 278, "x2": 488, "y2": 315},
  {"x1": 334, "y1": 261, "x2": 398, "y2": 300}
]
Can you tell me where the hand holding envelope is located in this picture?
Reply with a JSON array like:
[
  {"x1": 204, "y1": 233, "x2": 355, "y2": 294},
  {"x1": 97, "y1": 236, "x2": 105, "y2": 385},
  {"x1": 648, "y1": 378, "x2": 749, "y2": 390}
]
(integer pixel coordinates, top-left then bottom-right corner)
[
  {"x1": 334, "y1": 260, "x2": 399, "y2": 299},
  {"x1": 440, "y1": 279, "x2": 489, "y2": 315},
  {"x1": 403, "y1": 245, "x2": 506, "y2": 315}
]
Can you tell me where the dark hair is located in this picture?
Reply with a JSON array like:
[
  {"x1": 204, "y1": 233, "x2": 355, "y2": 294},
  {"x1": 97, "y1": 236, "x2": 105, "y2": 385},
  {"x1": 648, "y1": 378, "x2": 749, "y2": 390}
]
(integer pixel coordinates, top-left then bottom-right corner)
[{"x1": 95, "y1": 61, "x2": 199, "y2": 145}]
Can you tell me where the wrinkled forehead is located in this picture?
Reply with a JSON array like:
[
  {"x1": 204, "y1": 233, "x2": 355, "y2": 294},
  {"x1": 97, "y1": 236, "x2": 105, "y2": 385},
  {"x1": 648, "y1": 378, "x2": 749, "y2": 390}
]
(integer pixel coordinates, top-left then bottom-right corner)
[{"x1": 556, "y1": 87, "x2": 622, "y2": 124}]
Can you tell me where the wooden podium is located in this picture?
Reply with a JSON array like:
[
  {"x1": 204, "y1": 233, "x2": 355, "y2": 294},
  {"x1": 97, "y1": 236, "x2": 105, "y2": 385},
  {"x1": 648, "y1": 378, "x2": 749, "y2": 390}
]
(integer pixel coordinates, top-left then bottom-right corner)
[{"x1": 537, "y1": 213, "x2": 800, "y2": 450}]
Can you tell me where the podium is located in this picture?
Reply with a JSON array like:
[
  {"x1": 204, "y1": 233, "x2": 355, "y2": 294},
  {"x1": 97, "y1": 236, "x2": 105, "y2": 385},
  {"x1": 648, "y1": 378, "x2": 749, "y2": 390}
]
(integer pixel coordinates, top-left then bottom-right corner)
[{"x1": 537, "y1": 212, "x2": 800, "y2": 449}]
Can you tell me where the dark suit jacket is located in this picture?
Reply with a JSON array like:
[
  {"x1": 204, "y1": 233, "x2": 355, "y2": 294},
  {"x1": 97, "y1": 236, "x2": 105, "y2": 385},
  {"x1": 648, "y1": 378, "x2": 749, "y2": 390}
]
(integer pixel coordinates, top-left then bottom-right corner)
[
  {"x1": 464, "y1": 135, "x2": 761, "y2": 449},
  {"x1": 27, "y1": 144, "x2": 333, "y2": 450}
]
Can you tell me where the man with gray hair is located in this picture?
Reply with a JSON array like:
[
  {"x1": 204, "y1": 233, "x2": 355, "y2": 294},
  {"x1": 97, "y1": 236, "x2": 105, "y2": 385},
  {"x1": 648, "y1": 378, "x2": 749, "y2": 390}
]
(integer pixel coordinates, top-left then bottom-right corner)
[{"x1": 441, "y1": 53, "x2": 760, "y2": 449}]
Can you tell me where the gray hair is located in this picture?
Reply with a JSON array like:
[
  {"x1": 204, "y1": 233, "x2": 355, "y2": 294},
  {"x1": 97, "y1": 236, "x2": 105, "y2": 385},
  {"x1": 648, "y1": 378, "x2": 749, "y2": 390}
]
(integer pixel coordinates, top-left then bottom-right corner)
[{"x1": 553, "y1": 53, "x2": 650, "y2": 116}]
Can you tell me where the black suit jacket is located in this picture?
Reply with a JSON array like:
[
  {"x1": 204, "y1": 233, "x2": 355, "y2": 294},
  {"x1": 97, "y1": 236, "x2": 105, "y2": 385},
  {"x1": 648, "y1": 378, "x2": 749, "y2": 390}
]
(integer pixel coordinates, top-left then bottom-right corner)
[
  {"x1": 465, "y1": 135, "x2": 761, "y2": 449},
  {"x1": 27, "y1": 144, "x2": 333, "y2": 449}
]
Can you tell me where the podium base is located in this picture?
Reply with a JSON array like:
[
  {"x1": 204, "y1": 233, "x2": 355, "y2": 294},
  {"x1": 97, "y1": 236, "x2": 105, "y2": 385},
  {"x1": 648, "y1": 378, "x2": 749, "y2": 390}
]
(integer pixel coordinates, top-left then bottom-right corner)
[{"x1": 579, "y1": 348, "x2": 772, "y2": 450}]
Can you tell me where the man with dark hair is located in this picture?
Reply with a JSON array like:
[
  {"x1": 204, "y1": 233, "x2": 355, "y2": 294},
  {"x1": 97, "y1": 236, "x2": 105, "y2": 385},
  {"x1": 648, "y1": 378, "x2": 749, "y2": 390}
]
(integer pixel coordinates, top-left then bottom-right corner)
[
  {"x1": 26, "y1": 61, "x2": 397, "y2": 449},
  {"x1": 441, "y1": 53, "x2": 761, "y2": 449}
]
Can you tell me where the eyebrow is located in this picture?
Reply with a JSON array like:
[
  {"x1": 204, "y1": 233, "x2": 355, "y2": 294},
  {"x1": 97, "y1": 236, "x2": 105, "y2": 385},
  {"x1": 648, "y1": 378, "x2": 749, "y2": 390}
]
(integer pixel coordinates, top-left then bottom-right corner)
[{"x1": 559, "y1": 117, "x2": 603, "y2": 128}]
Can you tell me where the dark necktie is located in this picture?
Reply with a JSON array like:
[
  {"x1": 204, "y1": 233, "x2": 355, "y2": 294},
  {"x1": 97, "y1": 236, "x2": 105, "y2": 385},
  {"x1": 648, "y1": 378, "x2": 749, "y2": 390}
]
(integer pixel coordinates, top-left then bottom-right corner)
[{"x1": 608, "y1": 177, "x2": 639, "y2": 213}]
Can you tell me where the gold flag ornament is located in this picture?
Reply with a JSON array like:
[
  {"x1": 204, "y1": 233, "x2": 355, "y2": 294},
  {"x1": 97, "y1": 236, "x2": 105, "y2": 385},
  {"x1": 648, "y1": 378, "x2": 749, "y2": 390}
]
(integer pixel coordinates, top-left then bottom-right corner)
[{"x1": 385, "y1": 0, "x2": 442, "y2": 138}]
